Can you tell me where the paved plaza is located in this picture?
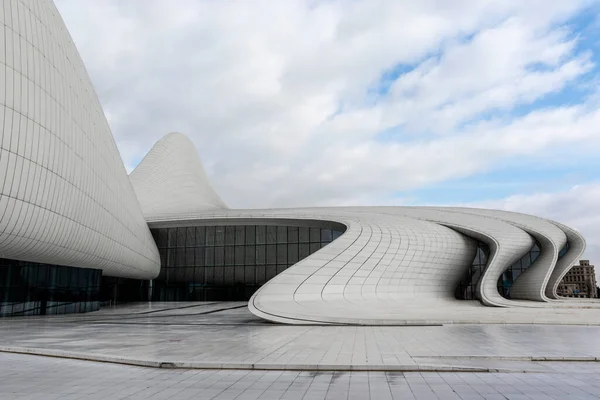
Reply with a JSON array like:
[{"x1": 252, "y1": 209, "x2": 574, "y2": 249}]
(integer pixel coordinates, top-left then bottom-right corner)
[
  {"x1": 3, "y1": 352, "x2": 600, "y2": 400},
  {"x1": 2, "y1": 302, "x2": 600, "y2": 398},
  {"x1": 2, "y1": 302, "x2": 600, "y2": 371}
]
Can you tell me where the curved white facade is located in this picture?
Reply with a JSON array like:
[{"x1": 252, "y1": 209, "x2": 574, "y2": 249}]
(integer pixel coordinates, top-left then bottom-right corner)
[
  {"x1": 0, "y1": 0, "x2": 159, "y2": 279},
  {"x1": 130, "y1": 133, "x2": 228, "y2": 221},
  {"x1": 0, "y1": 1, "x2": 592, "y2": 322},
  {"x1": 143, "y1": 203, "x2": 587, "y2": 324}
]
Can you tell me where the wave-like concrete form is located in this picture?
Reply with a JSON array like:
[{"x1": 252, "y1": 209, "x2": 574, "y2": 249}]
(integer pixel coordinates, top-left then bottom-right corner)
[
  {"x1": 130, "y1": 133, "x2": 227, "y2": 221},
  {"x1": 545, "y1": 221, "x2": 586, "y2": 300},
  {"x1": 124, "y1": 128, "x2": 589, "y2": 324},
  {"x1": 0, "y1": 0, "x2": 159, "y2": 279},
  {"x1": 142, "y1": 201, "x2": 588, "y2": 324},
  {"x1": 437, "y1": 208, "x2": 568, "y2": 302}
]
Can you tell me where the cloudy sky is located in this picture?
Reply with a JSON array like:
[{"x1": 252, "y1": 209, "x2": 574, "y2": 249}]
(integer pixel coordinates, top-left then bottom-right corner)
[{"x1": 54, "y1": 0, "x2": 600, "y2": 263}]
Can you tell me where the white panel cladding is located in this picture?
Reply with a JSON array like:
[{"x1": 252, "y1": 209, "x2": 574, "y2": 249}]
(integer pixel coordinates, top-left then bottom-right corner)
[
  {"x1": 145, "y1": 204, "x2": 587, "y2": 324},
  {"x1": 440, "y1": 208, "x2": 568, "y2": 302},
  {"x1": 545, "y1": 221, "x2": 586, "y2": 299},
  {"x1": 0, "y1": 0, "x2": 159, "y2": 279},
  {"x1": 129, "y1": 132, "x2": 228, "y2": 221}
]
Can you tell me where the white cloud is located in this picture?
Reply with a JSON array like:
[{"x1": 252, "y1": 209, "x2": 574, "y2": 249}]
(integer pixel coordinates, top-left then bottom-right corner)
[
  {"x1": 471, "y1": 182, "x2": 600, "y2": 266},
  {"x1": 53, "y1": 0, "x2": 600, "y2": 210}
]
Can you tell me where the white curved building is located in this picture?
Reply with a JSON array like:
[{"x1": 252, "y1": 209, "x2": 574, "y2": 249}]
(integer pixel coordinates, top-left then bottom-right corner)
[
  {"x1": 0, "y1": 0, "x2": 593, "y2": 322},
  {"x1": 0, "y1": 0, "x2": 159, "y2": 279},
  {"x1": 130, "y1": 132, "x2": 228, "y2": 220},
  {"x1": 1, "y1": 0, "x2": 159, "y2": 316}
]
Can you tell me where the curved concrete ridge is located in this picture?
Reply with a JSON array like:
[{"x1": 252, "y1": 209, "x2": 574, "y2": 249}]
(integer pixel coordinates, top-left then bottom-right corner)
[
  {"x1": 350, "y1": 207, "x2": 535, "y2": 308},
  {"x1": 141, "y1": 205, "x2": 596, "y2": 324},
  {"x1": 546, "y1": 221, "x2": 587, "y2": 300},
  {"x1": 130, "y1": 133, "x2": 228, "y2": 221},
  {"x1": 439, "y1": 208, "x2": 568, "y2": 303},
  {"x1": 249, "y1": 211, "x2": 478, "y2": 324}
]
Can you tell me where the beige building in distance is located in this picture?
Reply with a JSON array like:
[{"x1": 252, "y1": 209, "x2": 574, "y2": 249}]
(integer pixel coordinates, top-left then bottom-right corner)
[{"x1": 558, "y1": 260, "x2": 598, "y2": 299}]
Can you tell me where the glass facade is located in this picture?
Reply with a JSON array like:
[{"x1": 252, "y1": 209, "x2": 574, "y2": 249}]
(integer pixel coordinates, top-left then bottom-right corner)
[
  {"x1": 456, "y1": 241, "x2": 570, "y2": 300},
  {"x1": 455, "y1": 244, "x2": 490, "y2": 300},
  {"x1": 0, "y1": 258, "x2": 101, "y2": 317},
  {"x1": 150, "y1": 223, "x2": 346, "y2": 301}
]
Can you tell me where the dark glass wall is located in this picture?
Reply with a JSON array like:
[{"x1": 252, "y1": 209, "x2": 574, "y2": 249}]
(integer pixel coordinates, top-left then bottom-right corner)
[
  {"x1": 0, "y1": 258, "x2": 101, "y2": 317},
  {"x1": 150, "y1": 223, "x2": 345, "y2": 301},
  {"x1": 456, "y1": 241, "x2": 570, "y2": 300},
  {"x1": 455, "y1": 244, "x2": 489, "y2": 300}
]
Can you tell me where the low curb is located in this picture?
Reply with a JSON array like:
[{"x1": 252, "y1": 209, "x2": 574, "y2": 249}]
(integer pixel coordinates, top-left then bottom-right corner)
[{"x1": 3, "y1": 346, "x2": 597, "y2": 373}]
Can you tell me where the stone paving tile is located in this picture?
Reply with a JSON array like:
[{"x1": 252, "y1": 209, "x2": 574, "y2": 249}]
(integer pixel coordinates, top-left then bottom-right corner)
[
  {"x1": 2, "y1": 303, "x2": 600, "y2": 373},
  {"x1": 4, "y1": 350, "x2": 599, "y2": 400}
]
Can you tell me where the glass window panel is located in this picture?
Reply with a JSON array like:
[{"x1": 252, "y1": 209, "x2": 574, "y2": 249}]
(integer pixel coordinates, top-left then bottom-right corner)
[
  {"x1": 277, "y1": 244, "x2": 287, "y2": 264},
  {"x1": 58, "y1": 268, "x2": 69, "y2": 288},
  {"x1": 167, "y1": 249, "x2": 177, "y2": 268},
  {"x1": 205, "y1": 247, "x2": 215, "y2": 266},
  {"x1": 69, "y1": 268, "x2": 79, "y2": 289},
  {"x1": 224, "y1": 246, "x2": 235, "y2": 266},
  {"x1": 168, "y1": 228, "x2": 177, "y2": 247},
  {"x1": 266, "y1": 245, "x2": 277, "y2": 265},
  {"x1": 276, "y1": 264, "x2": 288, "y2": 274},
  {"x1": 214, "y1": 266, "x2": 225, "y2": 285},
  {"x1": 215, "y1": 227, "x2": 225, "y2": 246},
  {"x1": 299, "y1": 227, "x2": 310, "y2": 243},
  {"x1": 194, "y1": 266, "x2": 205, "y2": 283},
  {"x1": 194, "y1": 247, "x2": 205, "y2": 267},
  {"x1": 225, "y1": 226, "x2": 235, "y2": 245},
  {"x1": 223, "y1": 266, "x2": 233, "y2": 285},
  {"x1": 266, "y1": 226, "x2": 277, "y2": 244},
  {"x1": 156, "y1": 229, "x2": 168, "y2": 248},
  {"x1": 234, "y1": 266, "x2": 244, "y2": 283},
  {"x1": 184, "y1": 267, "x2": 196, "y2": 283},
  {"x1": 332, "y1": 230, "x2": 343, "y2": 240},
  {"x1": 321, "y1": 229, "x2": 333, "y2": 242},
  {"x1": 177, "y1": 228, "x2": 186, "y2": 247},
  {"x1": 158, "y1": 266, "x2": 167, "y2": 280},
  {"x1": 266, "y1": 265, "x2": 277, "y2": 281},
  {"x1": 277, "y1": 226, "x2": 287, "y2": 243},
  {"x1": 531, "y1": 251, "x2": 540, "y2": 264},
  {"x1": 196, "y1": 226, "x2": 206, "y2": 246},
  {"x1": 310, "y1": 243, "x2": 321, "y2": 253},
  {"x1": 176, "y1": 248, "x2": 185, "y2": 266},
  {"x1": 185, "y1": 248, "x2": 195, "y2": 266},
  {"x1": 245, "y1": 265, "x2": 255, "y2": 284},
  {"x1": 205, "y1": 226, "x2": 216, "y2": 246},
  {"x1": 299, "y1": 244, "x2": 310, "y2": 259},
  {"x1": 256, "y1": 245, "x2": 266, "y2": 265},
  {"x1": 256, "y1": 226, "x2": 266, "y2": 244},
  {"x1": 214, "y1": 247, "x2": 224, "y2": 266},
  {"x1": 186, "y1": 227, "x2": 196, "y2": 247},
  {"x1": 151, "y1": 229, "x2": 160, "y2": 246},
  {"x1": 288, "y1": 243, "x2": 299, "y2": 264},
  {"x1": 204, "y1": 267, "x2": 214, "y2": 284},
  {"x1": 235, "y1": 246, "x2": 244, "y2": 266},
  {"x1": 255, "y1": 265, "x2": 266, "y2": 284},
  {"x1": 288, "y1": 227, "x2": 299, "y2": 243},
  {"x1": 235, "y1": 226, "x2": 245, "y2": 245},
  {"x1": 245, "y1": 245, "x2": 256, "y2": 266},
  {"x1": 310, "y1": 228, "x2": 320, "y2": 242},
  {"x1": 245, "y1": 226, "x2": 255, "y2": 244}
]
